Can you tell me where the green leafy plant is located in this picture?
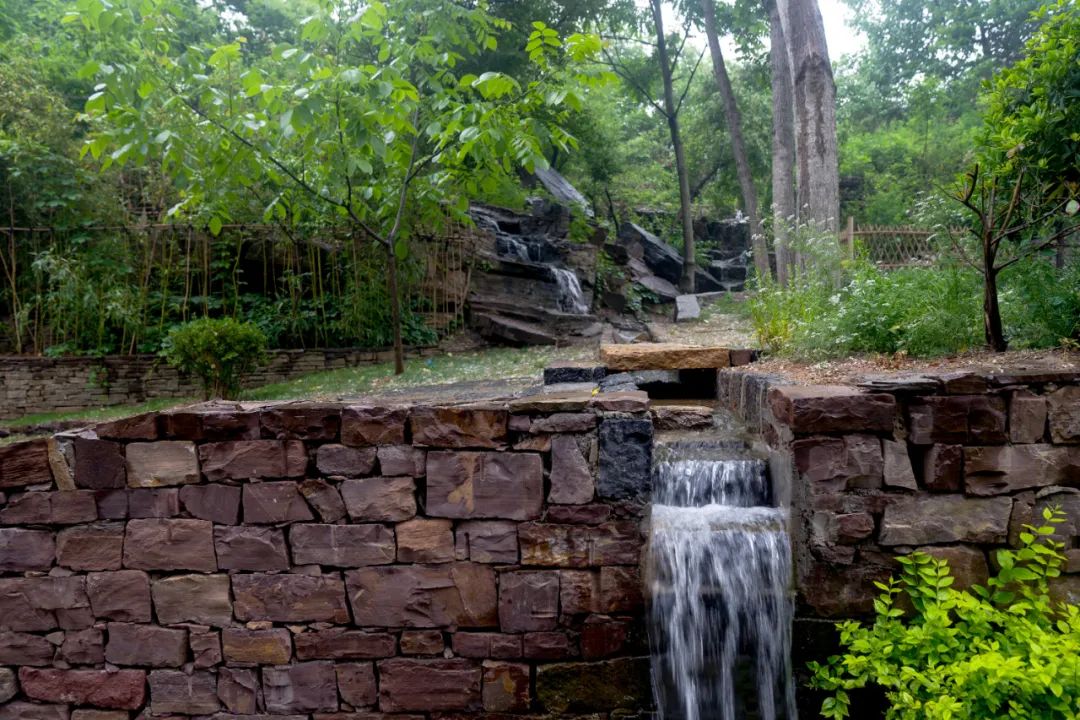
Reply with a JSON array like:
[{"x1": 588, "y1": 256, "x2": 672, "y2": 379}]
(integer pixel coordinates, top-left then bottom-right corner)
[
  {"x1": 810, "y1": 507, "x2": 1080, "y2": 719},
  {"x1": 162, "y1": 317, "x2": 268, "y2": 400}
]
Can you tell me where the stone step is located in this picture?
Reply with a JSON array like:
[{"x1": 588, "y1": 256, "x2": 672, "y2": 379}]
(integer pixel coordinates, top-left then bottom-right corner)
[
  {"x1": 600, "y1": 343, "x2": 732, "y2": 371},
  {"x1": 472, "y1": 313, "x2": 557, "y2": 346}
]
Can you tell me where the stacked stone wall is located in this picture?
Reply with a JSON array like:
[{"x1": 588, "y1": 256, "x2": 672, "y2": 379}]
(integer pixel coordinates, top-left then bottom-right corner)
[
  {"x1": 0, "y1": 394, "x2": 656, "y2": 720},
  {"x1": 0, "y1": 348, "x2": 437, "y2": 421}
]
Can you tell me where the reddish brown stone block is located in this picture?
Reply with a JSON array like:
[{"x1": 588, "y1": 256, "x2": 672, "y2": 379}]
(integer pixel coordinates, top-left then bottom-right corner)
[
  {"x1": 399, "y1": 630, "x2": 444, "y2": 655},
  {"x1": 104, "y1": 622, "x2": 188, "y2": 667},
  {"x1": 549, "y1": 436, "x2": 594, "y2": 505},
  {"x1": 93, "y1": 489, "x2": 128, "y2": 519},
  {"x1": 190, "y1": 629, "x2": 222, "y2": 668},
  {"x1": 581, "y1": 618, "x2": 630, "y2": 659},
  {"x1": 243, "y1": 481, "x2": 314, "y2": 523},
  {"x1": 127, "y1": 488, "x2": 180, "y2": 518},
  {"x1": 222, "y1": 628, "x2": 294, "y2": 665},
  {"x1": 199, "y1": 440, "x2": 307, "y2": 481},
  {"x1": 125, "y1": 441, "x2": 199, "y2": 487},
  {"x1": 793, "y1": 435, "x2": 883, "y2": 492},
  {"x1": 0, "y1": 528, "x2": 55, "y2": 571},
  {"x1": 964, "y1": 444, "x2": 1077, "y2": 496},
  {"x1": 74, "y1": 438, "x2": 126, "y2": 489},
  {"x1": 559, "y1": 570, "x2": 599, "y2": 616},
  {"x1": 498, "y1": 571, "x2": 559, "y2": 632},
  {"x1": 1048, "y1": 386, "x2": 1080, "y2": 443},
  {"x1": 519, "y1": 522, "x2": 640, "y2": 567},
  {"x1": 411, "y1": 406, "x2": 508, "y2": 449},
  {"x1": 148, "y1": 670, "x2": 220, "y2": 715},
  {"x1": 882, "y1": 439, "x2": 917, "y2": 490},
  {"x1": 534, "y1": 657, "x2": 652, "y2": 714},
  {"x1": 915, "y1": 545, "x2": 989, "y2": 590},
  {"x1": 599, "y1": 566, "x2": 643, "y2": 614},
  {"x1": 346, "y1": 564, "x2": 497, "y2": 628},
  {"x1": 482, "y1": 661, "x2": 530, "y2": 712},
  {"x1": 179, "y1": 484, "x2": 241, "y2": 524},
  {"x1": 396, "y1": 518, "x2": 454, "y2": 563},
  {"x1": 316, "y1": 445, "x2": 377, "y2": 477},
  {"x1": 879, "y1": 496, "x2": 1012, "y2": 546},
  {"x1": 161, "y1": 409, "x2": 260, "y2": 442},
  {"x1": 0, "y1": 439, "x2": 53, "y2": 489},
  {"x1": 58, "y1": 631, "x2": 105, "y2": 665},
  {"x1": 336, "y1": 663, "x2": 377, "y2": 708},
  {"x1": 290, "y1": 523, "x2": 395, "y2": 567},
  {"x1": 232, "y1": 573, "x2": 350, "y2": 623},
  {"x1": 378, "y1": 658, "x2": 481, "y2": 712},
  {"x1": 123, "y1": 518, "x2": 216, "y2": 572},
  {"x1": 0, "y1": 490, "x2": 97, "y2": 525},
  {"x1": 376, "y1": 445, "x2": 425, "y2": 477},
  {"x1": 217, "y1": 667, "x2": 258, "y2": 714},
  {"x1": 544, "y1": 505, "x2": 613, "y2": 526},
  {"x1": 451, "y1": 633, "x2": 522, "y2": 659},
  {"x1": 96, "y1": 412, "x2": 159, "y2": 440},
  {"x1": 0, "y1": 576, "x2": 90, "y2": 631},
  {"x1": 152, "y1": 574, "x2": 232, "y2": 626},
  {"x1": 908, "y1": 396, "x2": 1007, "y2": 445},
  {"x1": 86, "y1": 570, "x2": 151, "y2": 622},
  {"x1": 341, "y1": 405, "x2": 408, "y2": 446},
  {"x1": 214, "y1": 526, "x2": 290, "y2": 571},
  {"x1": 530, "y1": 413, "x2": 598, "y2": 433},
  {"x1": 454, "y1": 521, "x2": 518, "y2": 563},
  {"x1": 769, "y1": 386, "x2": 895, "y2": 435},
  {"x1": 56, "y1": 523, "x2": 124, "y2": 571},
  {"x1": 523, "y1": 631, "x2": 576, "y2": 660},
  {"x1": 340, "y1": 477, "x2": 416, "y2": 522},
  {"x1": 1010, "y1": 390, "x2": 1048, "y2": 443},
  {"x1": 833, "y1": 512, "x2": 875, "y2": 544},
  {"x1": 0, "y1": 703, "x2": 69, "y2": 720},
  {"x1": 261, "y1": 406, "x2": 341, "y2": 441},
  {"x1": 299, "y1": 478, "x2": 347, "y2": 522},
  {"x1": 293, "y1": 630, "x2": 396, "y2": 660},
  {"x1": 0, "y1": 630, "x2": 55, "y2": 666},
  {"x1": 263, "y1": 661, "x2": 338, "y2": 713},
  {"x1": 426, "y1": 451, "x2": 542, "y2": 520},
  {"x1": 921, "y1": 444, "x2": 963, "y2": 492},
  {"x1": 20, "y1": 668, "x2": 146, "y2": 710}
]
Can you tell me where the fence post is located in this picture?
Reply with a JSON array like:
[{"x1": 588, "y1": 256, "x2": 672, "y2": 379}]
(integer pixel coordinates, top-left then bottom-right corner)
[{"x1": 843, "y1": 216, "x2": 855, "y2": 259}]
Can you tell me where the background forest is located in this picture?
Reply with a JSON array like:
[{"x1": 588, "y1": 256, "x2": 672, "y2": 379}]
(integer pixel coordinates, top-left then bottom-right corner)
[{"x1": 0, "y1": 0, "x2": 1076, "y2": 358}]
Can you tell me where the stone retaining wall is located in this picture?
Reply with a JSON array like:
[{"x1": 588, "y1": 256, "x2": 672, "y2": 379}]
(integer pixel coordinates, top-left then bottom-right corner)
[
  {"x1": 719, "y1": 368, "x2": 1080, "y2": 712},
  {"x1": 0, "y1": 348, "x2": 437, "y2": 421},
  {"x1": 0, "y1": 394, "x2": 657, "y2": 720}
]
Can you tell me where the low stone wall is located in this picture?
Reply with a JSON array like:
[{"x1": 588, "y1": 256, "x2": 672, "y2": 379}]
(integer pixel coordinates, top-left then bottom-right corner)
[
  {"x1": 0, "y1": 348, "x2": 436, "y2": 421},
  {"x1": 0, "y1": 394, "x2": 657, "y2": 719},
  {"x1": 719, "y1": 367, "x2": 1080, "y2": 713}
]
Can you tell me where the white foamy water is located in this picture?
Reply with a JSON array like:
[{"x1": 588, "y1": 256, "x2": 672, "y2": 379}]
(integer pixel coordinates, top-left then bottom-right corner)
[
  {"x1": 648, "y1": 445, "x2": 796, "y2": 720},
  {"x1": 551, "y1": 267, "x2": 588, "y2": 314}
]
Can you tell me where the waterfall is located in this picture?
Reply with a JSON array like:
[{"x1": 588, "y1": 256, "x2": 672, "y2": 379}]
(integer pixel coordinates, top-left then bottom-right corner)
[
  {"x1": 551, "y1": 267, "x2": 588, "y2": 314},
  {"x1": 647, "y1": 440, "x2": 796, "y2": 720}
]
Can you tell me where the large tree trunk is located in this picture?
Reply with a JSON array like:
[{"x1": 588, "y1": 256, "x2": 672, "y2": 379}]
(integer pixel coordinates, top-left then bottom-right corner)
[
  {"x1": 766, "y1": 0, "x2": 796, "y2": 285},
  {"x1": 777, "y1": 0, "x2": 839, "y2": 238},
  {"x1": 701, "y1": 0, "x2": 770, "y2": 282},
  {"x1": 650, "y1": 0, "x2": 697, "y2": 293}
]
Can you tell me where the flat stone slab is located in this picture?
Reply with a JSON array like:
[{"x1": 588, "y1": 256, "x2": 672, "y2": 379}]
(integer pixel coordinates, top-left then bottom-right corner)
[
  {"x1": 674, "y1": 295, "x2": 701, "y2": 322},
  {"x1": 600, "y1": 343, "x2": 731, "y2": 371}
]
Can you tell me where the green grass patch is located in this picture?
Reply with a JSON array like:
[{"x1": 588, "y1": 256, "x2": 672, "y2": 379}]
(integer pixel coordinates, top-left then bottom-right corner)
[
  {"x1": 1, "y1": 397, "x2": 193, "y2": 432},
  {"x1": 245, "y1": 345, "x2": 595, "y2": 401}
]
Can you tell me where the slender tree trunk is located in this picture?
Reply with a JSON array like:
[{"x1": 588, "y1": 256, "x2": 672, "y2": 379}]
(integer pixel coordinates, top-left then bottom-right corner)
[
  {"x1": 777, "y1": 0, "x2": 839, "y2": 238},
  {"x1": 386, "y1": 243, "x2": 406, "y2": 374},
  {"x1": 650, "y1": 0, "x2": 696, "y2": 293},
  {"x1": 766, "y1": 0, "x2": 796, "y2": 285},
  {"x1": 982, "y1": 235, "x2": 1007, "y2": 351},
  {"x1": 701, "y1": 0, "x2": 770, "y2": 282}
]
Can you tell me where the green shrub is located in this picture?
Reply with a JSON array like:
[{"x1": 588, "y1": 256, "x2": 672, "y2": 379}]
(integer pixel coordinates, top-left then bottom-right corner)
[
  {"x1": 162, "y1": 317, "x2": 268, "y2": 400},
  {"x1": 809, "y1": 507, "x2": 1080, "y2": 719}
]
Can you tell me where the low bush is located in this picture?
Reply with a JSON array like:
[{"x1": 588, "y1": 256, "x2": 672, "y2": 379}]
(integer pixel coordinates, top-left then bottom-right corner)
[
  {"x1": 809, "y1": 507, "x2": 1080, "y2": 719},
  {"x1": 750, "y1": 255, "x2": 1080, "y2": 358},
  {"x1": 161, "y1": 317, "x2": 268, "y2": 400}
]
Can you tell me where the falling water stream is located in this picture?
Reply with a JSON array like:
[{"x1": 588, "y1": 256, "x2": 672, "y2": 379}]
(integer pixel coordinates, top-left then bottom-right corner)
[
  {"x1": 648, "y1": 435, "x2": 796, "y2": 720},
  {"x1": 551, "y1": 267, "x2": 589, "y2": 314}
]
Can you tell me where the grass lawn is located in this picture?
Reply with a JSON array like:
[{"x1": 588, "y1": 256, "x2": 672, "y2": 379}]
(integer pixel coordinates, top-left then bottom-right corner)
[{"x1": 245, "y1": 344, "x2": 595, "y2": 401}]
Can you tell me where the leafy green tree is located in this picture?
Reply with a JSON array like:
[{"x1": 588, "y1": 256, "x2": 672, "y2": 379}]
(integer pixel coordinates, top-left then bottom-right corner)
[
  {"x1": 72, "y1": 0, "x2": 606, "y2": 372},
  {"x1": 953, "y1": 0, "x2": 1080, "y2": 351}
]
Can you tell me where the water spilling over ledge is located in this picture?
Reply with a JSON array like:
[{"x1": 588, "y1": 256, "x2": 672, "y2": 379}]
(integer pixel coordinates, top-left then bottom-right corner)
[{"x1": 647, "y1": 428, "x2": 796, "y2": 720}]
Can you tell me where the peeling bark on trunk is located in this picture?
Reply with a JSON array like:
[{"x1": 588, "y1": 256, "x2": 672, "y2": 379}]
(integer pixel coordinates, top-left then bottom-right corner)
[
  {"x1": 777, "y1": 0, "x2": 840, "y2": 238},
  {"x1": 650, "y1": 0, "x2": 697, "y2": 293},
  {"x1": 702, "y1": 0, "x2": 770, "y2": 282},
  {"x1": 766, "y1": 0, "x2": 796, "y2": 285}
]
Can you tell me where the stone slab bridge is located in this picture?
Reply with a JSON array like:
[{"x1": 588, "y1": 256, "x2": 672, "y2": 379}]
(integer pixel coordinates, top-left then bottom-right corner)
[{"x1": 0, "y1": 342, "x2": 1077, "y2": 719}]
